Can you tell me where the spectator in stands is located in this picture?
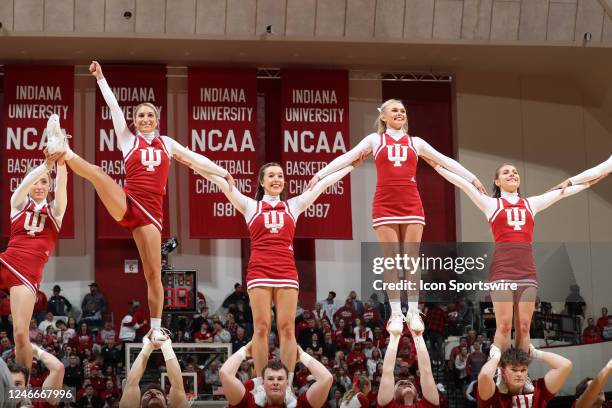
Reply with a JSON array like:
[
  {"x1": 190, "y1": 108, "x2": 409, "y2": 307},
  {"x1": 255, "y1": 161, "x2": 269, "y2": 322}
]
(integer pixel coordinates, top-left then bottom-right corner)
[
  {"x1": 119, "y1": 306, "x2": 141, "y2": 343},
  {"x1": 466, "y1": 341, "x2": 487, "y2": 382},
  {"x1": 205, "y1": 359, "x2": 222, "y2": 388},
  {"x1": 192, "y1": 306, "x2": 212, "y2": 333},
  {"x1": 131, "y1": 300, "x2": 149, "y2": 342},
  {"x1": 307, "y1": 333, "x2": 324, "y2": 357},
  {"x1": 32, "y1": 289, "x2": 48, "y2": 323},
  {"x1": 232, "y1": 325, "x2": 248, "y2": 351},
  {"x1": 237, "y1": 360, "x2": 251, "y2": 383},
  {"x1": 335, "y1": 299, "x2": 358, "y2": 325},
  {"x1": 76, "y1": 322, "x2": 95, "y2": 354},
  {"x1": 362, "y1": 301, "x2": 382, "y2": 329},
  {"x1": 225, "y1": 312, "x2": 239, "y2": 339},
  {"x1": 81, "y1": 302, "x2": 103, "y2": 329},
  {"x1": 100, "y1": 378, "x2": 119, "y2": 404},
  {"x1": 320, "y1": 291, "x2": 338, "y2": 327},
  {"x1": 298, "y1": 318, "x2": 323, "y2": 350},
  {"x1": 583, "y1": 317, "x2": 604, "y2": 344},
  {"x1": 425, "y1": 303, "x2": 447, "y2": 366},
  {"x1": 193, "y1": 320, "x2": 214, "y2": 343},
  {"x1": 454, "y1": 346, "x2": 469, "y2": 385},
  {"x1": 354, "y1": 318, "x2": 373, "y2": 344},
  {"x1": 603, "y1": 316, "x2": 612, "y2": 341},
  {"x1": 212, "y1": 321, "x2": 231, "y2": 343},
  {"x1": 347, "y1": 342, "x2": 367, "y2": 377},
  {"x1": 77, "y1": 383, "x2": 103, "y2": 408},
  {"x1": 67, "y1": 316, "x2": 78, "y2": 330},
  {"x1": 465, "y1": 328, "x2": 477, "y2": 348},
  {"x1": 28, "y1": 318, "x2": 41, "y2": 342},
  {"x1": 329, "y1": 389, "x2": 344, "y2": 408},
  {"x1": 348, "y1": 291, "x2": 365, "y2": 316},
  {"x1": 233, "y1": 300, "x2": 253, "y2": 335},
  {"x1": 47, "y1": 285, "x2": 72, "y2": 317},
  {"x1": 368, "y1": 293, "x2": 387, "y2": 323},
  {"x1": 0, "y1": 337, "x2": 13, "y2": 360},
  {"x1": 372, "y1": 326, "x2": 387, "y2": 350},
  {"x1": 101, "y1": 338, "x2": 121, "y2": 369},
  {"x1": 596, "y1": 307, "x2": 609, "y2": 330},
  {"x1": 323, "y1": 331, "x2": 337, "y2": 360},
  {"x1": 81, "y1": 282, "x2": 107, "y2": 320},
  {"x1": 98, "y1": 321, "x2": 116, "y2": 345},
  {"x1": 448, "y1": 337, "x2": 468, "y2": 371},
  {"x1": 337, "y1": 367, "x2": 352, "y2": 394},
  {"x1": 38, "y1": 312, "x2": 56, "y2": 333},
  {"x1": 312, "y1": 302, "x2": 329, "y2": 324},
  {"x1": 222, "y1": 282, "x2": 248, "y2": 309},
  {"x1": 367, "y1": 347, "x2": 382, "y2": 379},
  {"x1": 565, "y1": 284, "x2": 587, "y2": 318}
]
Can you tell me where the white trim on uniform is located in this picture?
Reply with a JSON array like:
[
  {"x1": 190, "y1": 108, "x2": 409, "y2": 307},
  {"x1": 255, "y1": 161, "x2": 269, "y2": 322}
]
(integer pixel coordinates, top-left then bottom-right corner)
[
  {"x1": 123, "y1": 136, "x2": 140, "y2": 162},
  {"x1": 46, "y1": 203, "x2": 61, "y2": 232},
  {"x1": 373, "y1": 133, "x2": 386, "y2": 159},
  {"x1": 247, "y1": 201, "x2": 262, "y2": 228},
  {"x1": 246, "y1": 278, "x2": 299, "y2": 290},
  {"x1": 0, "y1": 257, "x2": 37, "y2": 295},
  {"x1": 489, "y1": 199, "x2": 504, "y2": 223},
  {"x1": 490, "y1": 278, "x2": 538, "y2": 288},
  {"x1": 372, "y1": 215, "x2": 426, "y2": 227},
  {"x1": 11, "y1": 198, "x2": 31, "y2": 223},
  {"x1": 125, "y1": 193, "x2": 163, "y2": 231},
  {"x1": 158, "y1": 136, "x2": 172, "y2": 159}
]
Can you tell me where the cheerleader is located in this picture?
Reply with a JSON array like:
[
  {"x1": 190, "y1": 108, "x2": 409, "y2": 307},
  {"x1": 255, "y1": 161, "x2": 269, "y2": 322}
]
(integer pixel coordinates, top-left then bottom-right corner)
[
  {"x1": 308, "y1": 99, "x2": 485, "y2": 335},
  {"x1": 0, "y1": 118, "x2": 67, "y2": 371},
  {"x1": 339, "y1": 376, "x2": 371, "y2": 408},
  {"x1": 48, "y1": 61, "x2": 232, "y2": 340},
  {"x1": 425, "y1": 158, "x2": 604, "y2": 353},
  {"x1": 551, "y1": 154, "x2": 611, "y2": 190},
  {"x1": 196, "y1": 157, "x2": 361, "y2": 398}
]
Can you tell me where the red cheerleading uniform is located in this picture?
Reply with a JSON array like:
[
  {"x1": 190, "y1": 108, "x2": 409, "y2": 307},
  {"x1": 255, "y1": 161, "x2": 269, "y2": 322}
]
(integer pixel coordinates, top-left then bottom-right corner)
[
  {"x1": 377, "y1": 398, "x2": 439, "y2": 408},
  {"x1": 476, "y1": 378, "x2": 554, "y2": 408},
  {"x1": 246, "y1": 201, "x2": 298, "y2": 291},
  {"x1": 118, "y1": 134, "x2": 171, "y2": 232},
  {"x1": 372, "y1": 133, "x2": 425, "y2": 228},
  {"x1": 0, "y1": 198, "x2": 60, "y2": 295},
  {"x1": 488, "y1": 198, "x2": 537, "y2": 288},
  {"x1": 230, "y1": 389, "x2": 312, "y2": 408}
]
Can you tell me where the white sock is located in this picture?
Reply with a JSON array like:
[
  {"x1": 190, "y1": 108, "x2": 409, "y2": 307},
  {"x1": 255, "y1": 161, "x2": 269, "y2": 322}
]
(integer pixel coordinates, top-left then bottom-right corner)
[
  {"x1": 151, "y1": 318, "x2": 161, "y2": 329},
  {"x1": 390, "y1": 301, "x2": 402, "y2": 315},
  {"x1": 288, "y1": 372, "x2": 294, "y2": 386},
  {"x1": 65, "y1": 145, "x2": 75, "y2": 160},
  {"x1": 408, "y1": 301, "x2": 419, "y2": 312}
]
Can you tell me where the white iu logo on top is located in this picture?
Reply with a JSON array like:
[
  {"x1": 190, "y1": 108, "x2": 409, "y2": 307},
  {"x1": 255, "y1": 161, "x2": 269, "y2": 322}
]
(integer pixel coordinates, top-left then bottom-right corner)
[
  {"x1": 263, "y1": 211, "x2": 284, "y2": 234},
  {"x1": 511, "y1": 393, "x2": 533, "y2": 408},
  {"x1": 141, "y1": 148, "x2": 162, "y2": 172},
  {"x1": 24, "y1": 211, "x2": 47, "y2": 236},
  {"x1": 505, "y1": 207, "x2": 526, "y2": 231},
  {"x1": 387, "y1": 144, "x2": 409, "y2": 167}
]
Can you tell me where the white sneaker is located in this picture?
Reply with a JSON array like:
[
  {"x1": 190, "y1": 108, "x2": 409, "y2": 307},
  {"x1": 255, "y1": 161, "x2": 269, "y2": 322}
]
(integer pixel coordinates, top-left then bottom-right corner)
[
  {"x1": 495, "y1": 368, "x2": 509, "y2": 394},
  {"x1": 523, "y1": 376, "x2": 534, "y2": 393},
  {"x1": 285, "y1": 386, "x2": 297, "y2": 408},
  {"x1": 387, "y1": 312, "x2": 405, "y2": 336},
  {"x1": 150, "y1": 327, "x2": 172, "y2": 342},
  {"x1": 45, "y1": 114, "x2": 68, "y2": 154},
  {"x1": 405, "y1": 309, "x2": 424, "y2": 333},
  {"x1": 251, "y1": 377, "x2": 266, "y2": 406}
]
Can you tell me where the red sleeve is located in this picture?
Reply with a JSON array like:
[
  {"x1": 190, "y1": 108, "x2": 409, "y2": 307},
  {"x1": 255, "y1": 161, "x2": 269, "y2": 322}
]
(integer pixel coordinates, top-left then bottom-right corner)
[
  {"x1": 228, "y1": 390, "x2": 253, "y2": 408},
  {"x1": 417, "y1": 397, "x2": 440, "y2": 408},
  {"x1": 357, "y1": 393, "x2": 369, "y2": 408},
  {"x1": 534, "y1": 378, "x2": 555, "y2": 404},
  {"x1": 475, "y1": 383, "x2": 498, "y2": 408},
  {"x1": 298, "y1": 392, "x2": 313, "y2": 408}
]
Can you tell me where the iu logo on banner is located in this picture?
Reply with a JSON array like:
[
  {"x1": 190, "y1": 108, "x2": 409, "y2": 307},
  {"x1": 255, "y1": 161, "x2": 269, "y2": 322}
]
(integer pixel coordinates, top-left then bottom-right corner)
[
  {"x1": 505, "y1": 208, "x2": 526, "y2": 231},
  {"x1": 263, "y1": 211, "x2": 284, "y2": 234},
  {"x1": 24, "y1": 211, "x2": 47, "y2": 236},
  {"x1": 141, "y1": 147, "x2": 162, "y2": 171},
  {"x1": 387, "y1": 144, "x2": 409, "y2": 167}
]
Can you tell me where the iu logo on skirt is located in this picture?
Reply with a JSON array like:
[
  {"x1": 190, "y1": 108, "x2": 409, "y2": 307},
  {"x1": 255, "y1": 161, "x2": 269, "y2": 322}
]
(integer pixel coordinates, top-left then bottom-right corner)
[
  {"x1": 387, "y1": 144, "x2": 409, "y2": 167},
  {"x1": 141, "y1": 147, "x2": 162, "y2": 172},
  {"x1": 24, "y1": 211, "x2": 47, "y2": 236},
  {"x1": 263, "y1": 211, "x2": 284, "y2": 234},
  {"x1": 505, "y1": 207, "x2": 526, "y2": 231}
]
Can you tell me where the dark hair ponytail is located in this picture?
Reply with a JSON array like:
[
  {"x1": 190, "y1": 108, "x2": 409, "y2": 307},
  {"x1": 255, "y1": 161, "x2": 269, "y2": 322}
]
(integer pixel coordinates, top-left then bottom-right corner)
[
  {"x1": 254, "y1": 162, "x2": 286, "y2": 201},
  {"x1": 493, "y1": 163, "x2": 521, "y2": 198}
]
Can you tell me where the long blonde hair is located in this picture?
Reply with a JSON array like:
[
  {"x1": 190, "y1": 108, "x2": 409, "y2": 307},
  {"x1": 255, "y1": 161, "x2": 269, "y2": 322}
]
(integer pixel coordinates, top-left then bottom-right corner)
[
  {"x1": 374, "y1": 99, "x2": 409, "y2": 134},
  {"x1": 340, "y1": 376, "x2": 370, "y2": 407},
  {"x1": 133, "y1": 102, "x2": 161, "y2": 136}
]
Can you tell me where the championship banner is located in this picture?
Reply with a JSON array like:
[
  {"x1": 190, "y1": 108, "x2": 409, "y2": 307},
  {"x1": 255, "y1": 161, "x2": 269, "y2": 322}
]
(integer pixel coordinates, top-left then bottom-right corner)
[
  {"x1": 281, "y1": 69, "x2": 352, "y2": 239},
  {"x1": 94, "y1": 65, "x2": 169, "y2": 238},
  {"x1": 1, "y1": 65, "x2": 75, "y2": 238},
  {"x1": 187, "y1": 68, "x2": 258, "y2": 238}
]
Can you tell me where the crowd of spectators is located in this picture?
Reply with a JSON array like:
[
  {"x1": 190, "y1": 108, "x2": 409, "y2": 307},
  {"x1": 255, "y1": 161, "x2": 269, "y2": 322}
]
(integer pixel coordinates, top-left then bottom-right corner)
[{"x1": 0, "y1": 281, "x2": 610, "y2": 407}]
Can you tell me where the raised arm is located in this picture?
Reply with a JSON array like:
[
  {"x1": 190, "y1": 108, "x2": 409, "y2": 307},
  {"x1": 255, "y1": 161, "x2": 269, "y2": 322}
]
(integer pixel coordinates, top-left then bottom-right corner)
[
  {"x1": 377, "y1": 333, "x2": 400, "y2": 407},
  {"x1": 161, "y1": 339, "x2": 189, "y2": 408},
  {"x1": 289, "y1": 165, "x2": 354, "y2": 216},
  {"x1": 199, "y1": 173, "x2": 253, "y2": 216},
  {"x1": 314, "y1": 134, "x2": 375, "y2": 180},
  {"x1": 527, "y1": 184, "x2": 589, "y2": 215},
  {"x1": 534, "y1": 345, "x2": 573, "y2": 394},
  {"x1": 119, "y1": 337, "x2": 154, "y2": 407},
  {"x1": 432, "y1": 163, "x2": 495, "y2": 217},
  {"x1": 90, "y1": 61, "x2": 134, "y2": 152},
  {"x1": 477, "y1": 345, "x2": 501, "y2": 402},
  {"x1": 300, "y1": 346, "x2": 333, "y2": 408},
  {"x1": 409, "y1": 327, "x2": 439, "y2": 406},
  {"x1": 570, "y1": 155, "x2": 612, "y2": 185},
  {"x1": 163, "y1": 137, "x2": 229, "y2": 178},
  {"x1": 415, "y1": 138, "x2": 486, "y2": 193},
  {"x1": 10, "y1": 162, "x2": 49, "y2": 211},
  {"x1": 51, "y1": 162, "x2": 68, "y2": 225},
  {"x1": 575, "y1": 358, "x2": 612, "y2": 408},
  {"x1": 219, "y1": 343, "x2": 250, "y2": 405}
]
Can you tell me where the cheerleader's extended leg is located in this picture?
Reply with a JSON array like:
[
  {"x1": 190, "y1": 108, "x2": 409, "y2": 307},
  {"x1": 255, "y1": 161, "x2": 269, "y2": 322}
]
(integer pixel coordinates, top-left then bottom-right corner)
[
  {"x1": 248, "y1": 287, "x2": 274, "y2": 375},
  {"x1": 132, "y1": 224, "x2": 164, "y2": 330},
  {"x1": 10, "y1": 285, "x2": 36, "y2": 371},
  {"x1": 490, "y1": 289, "x2": 514, "y2": 352},
  {"x1": 273, "y1": 287, "x2": 298, "y2": 374},
  {"x1": 513, "y1": 286, "x2": 537, "y2": 352},
  {"x1": 400, "y1": 223, "x2": 424, "y2": 331},
  {"x1": 375, "y1": 224, "x2": 405, "y2": 336}
]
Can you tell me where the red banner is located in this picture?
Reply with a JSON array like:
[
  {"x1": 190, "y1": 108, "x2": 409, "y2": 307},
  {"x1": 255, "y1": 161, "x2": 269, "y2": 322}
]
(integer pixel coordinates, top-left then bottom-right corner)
[
  {"x1": 187, "y1": 68, "x2": 258, "y2": 238},
  {"x1": 281, "y1": 70, "x2": 352, "y2": 239},
  {"x1": 1, "y1": 65, "x2": 75, "y2": 238},
  {"x1": 94, "y1": 66, "x2": 169, "y2": 238}
]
